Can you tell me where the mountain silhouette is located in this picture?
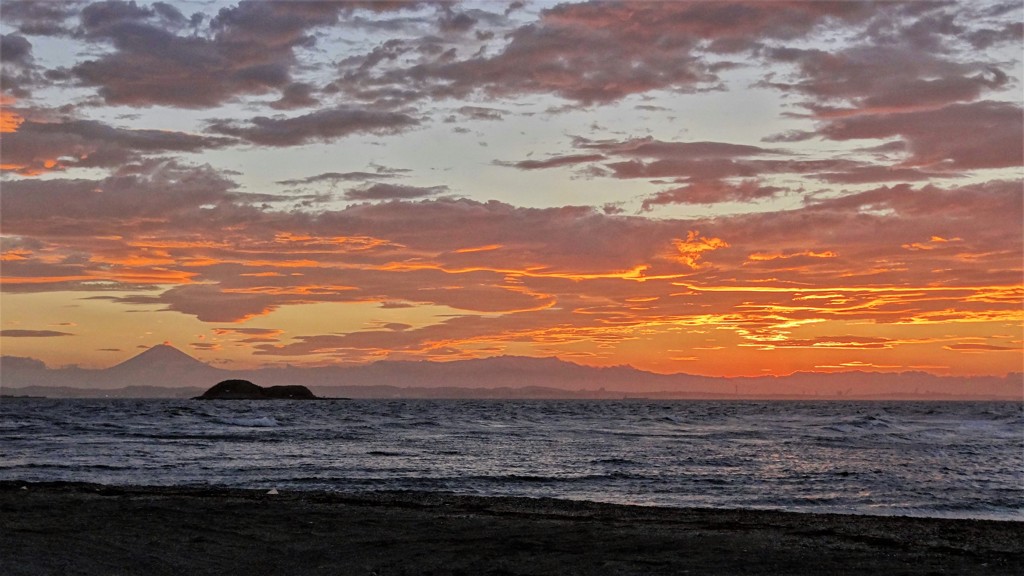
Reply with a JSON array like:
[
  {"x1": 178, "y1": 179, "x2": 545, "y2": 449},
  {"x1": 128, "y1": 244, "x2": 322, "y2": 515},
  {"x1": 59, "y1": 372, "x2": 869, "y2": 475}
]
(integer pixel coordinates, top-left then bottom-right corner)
[
  {"x1": 103, "y1": 344, "x2": 224, "y2": 386},
  {"x1": 109, "y1": 344, "x2": 210, "y2": 373}
]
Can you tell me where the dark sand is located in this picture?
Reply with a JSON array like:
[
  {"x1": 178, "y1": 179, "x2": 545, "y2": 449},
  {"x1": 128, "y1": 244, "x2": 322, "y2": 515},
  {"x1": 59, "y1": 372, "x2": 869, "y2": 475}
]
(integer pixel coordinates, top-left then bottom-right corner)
[{"x1": 2, "y1": 482, "x2": 1021, "y2": 575}]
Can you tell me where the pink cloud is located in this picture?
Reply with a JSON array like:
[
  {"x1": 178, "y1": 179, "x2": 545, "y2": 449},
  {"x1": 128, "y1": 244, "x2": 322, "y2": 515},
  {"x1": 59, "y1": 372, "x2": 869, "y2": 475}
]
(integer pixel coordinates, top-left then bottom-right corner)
[
  {"x1": 641, "y1": 180, "x2": 783, "y2": 209},
  {"x1": 767, "y1": 45, "x2": 1008, "y2": 115},
  {"x1": 819, "y1": 101, "x2": 1023, "y2": 169}
]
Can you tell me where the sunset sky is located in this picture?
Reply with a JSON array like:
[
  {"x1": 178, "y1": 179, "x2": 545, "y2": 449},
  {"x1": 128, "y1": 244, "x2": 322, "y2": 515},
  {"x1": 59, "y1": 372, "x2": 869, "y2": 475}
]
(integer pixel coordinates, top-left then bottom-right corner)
[{"x1": 1, "y1": 0, "x2": 1021, "y2": 377}]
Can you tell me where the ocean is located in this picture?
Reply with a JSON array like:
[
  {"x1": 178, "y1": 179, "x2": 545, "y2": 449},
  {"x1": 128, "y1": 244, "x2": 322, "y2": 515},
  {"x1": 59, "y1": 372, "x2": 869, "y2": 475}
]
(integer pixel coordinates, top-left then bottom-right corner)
[{"x1": 1, "y1": 399, "x2": 1021, "y2": 521}]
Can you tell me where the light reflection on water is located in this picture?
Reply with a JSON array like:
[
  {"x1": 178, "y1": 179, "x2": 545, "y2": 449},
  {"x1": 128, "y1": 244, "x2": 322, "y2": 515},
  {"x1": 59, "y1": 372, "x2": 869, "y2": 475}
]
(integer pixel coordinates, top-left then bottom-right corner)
[{"x1": 0, "y1": 399, "x2": 1021, "y2": 520}]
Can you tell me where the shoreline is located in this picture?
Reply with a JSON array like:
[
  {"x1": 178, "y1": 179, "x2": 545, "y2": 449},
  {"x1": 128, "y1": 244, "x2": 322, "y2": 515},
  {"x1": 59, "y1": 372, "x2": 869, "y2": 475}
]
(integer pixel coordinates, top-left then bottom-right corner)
[
  {"x1": 1, "y1": 478, "x2": 1018, "y2": 523},
  {"x1": 2, "y1": 482, "x2": 1021, "y2": 575},
  {"x1": 5, "y1": 389, "x2": 1023, "y2": 401}
]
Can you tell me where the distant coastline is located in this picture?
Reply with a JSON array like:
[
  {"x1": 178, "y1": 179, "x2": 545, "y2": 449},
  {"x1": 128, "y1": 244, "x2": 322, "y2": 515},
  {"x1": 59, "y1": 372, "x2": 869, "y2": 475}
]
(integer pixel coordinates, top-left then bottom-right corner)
[
  {"x1": 2, "y1": 383, "x2": 1021, "y2": 401},
  {"x1": 2, "y1": 345, "x2": 1020, "y2": 401}
]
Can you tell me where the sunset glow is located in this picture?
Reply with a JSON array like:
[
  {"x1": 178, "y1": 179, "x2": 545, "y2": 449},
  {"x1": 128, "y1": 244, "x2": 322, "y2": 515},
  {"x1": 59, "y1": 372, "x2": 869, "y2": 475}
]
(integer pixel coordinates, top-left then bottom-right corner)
[{"x1": 0, "y1": 0, "x2": 1021, "y2": 379}]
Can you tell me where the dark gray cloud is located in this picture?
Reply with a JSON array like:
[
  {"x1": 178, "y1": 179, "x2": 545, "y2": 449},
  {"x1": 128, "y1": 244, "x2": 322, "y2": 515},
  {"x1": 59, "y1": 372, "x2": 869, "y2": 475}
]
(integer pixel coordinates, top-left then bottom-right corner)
[
  {"x1": 343, "y1": 183, "x2": 447, "y2": 201},
  {"x1": 1, "y1": 35, "x2": 33, "y2": 66},
  {"x1": 277, "y1": 171, "x2": 402, "y2": 186},
  {"x1": 0, "y1": 330, "x2": 74, "y2": 337},
  {"x1": 1, "y1": 34, "x2": 37, "y2": 97},
  {"x1": 761, "y1": 130, "x2": 816, "y2": 143},
  {"x1": 575, "y1": 137, "x2": 773, "y2": 159},
  {"x1": 498, "y1": 137, "x2": 781, "y2": 182},
  {"x1": 438, "y1": 7, "x2": 477, "y2": 33},
  {"x1": 67, "y1": 1, "x2": 425, "y2": 108},
  {"x1": 454, "y1": 106, "x2": 504, "y2": 121},
  {"x1": 78, "y1": 0, "x2": 174, "y2": 35},
  {"x1": 498, "y1": 153, "x2": 606, "y2": 170},
  {"x1": 71, "y1": 26, "x2": 287, "y2": 107},
  {"x1": 967, "y1": 21, "x2": 1023, "y2": 49},
  {"x1": 501, "y1": 136, "x2": 781, "y2": 184},
  {"x1": 207, "y1": 106, "x2": 419, "y2": 146},
  {"x1": 335, "y1": 1, "x2": 875, "y2": 106},
  {"x1": 0, "y1": 118, "x2": 235, "y2": 175},
  {"x1": 1, "y1": 0, "x2": 79, "y2": 36},
  {"x1": 270, "y1": 82, "x2": 319, "y2": 110}
]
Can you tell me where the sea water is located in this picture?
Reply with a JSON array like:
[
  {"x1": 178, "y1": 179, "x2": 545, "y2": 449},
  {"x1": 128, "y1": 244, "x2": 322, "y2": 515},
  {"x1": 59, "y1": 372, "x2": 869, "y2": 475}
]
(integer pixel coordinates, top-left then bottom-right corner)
[{"x1": 1, "y1": 399, "x2": 1021, "y2": 520}]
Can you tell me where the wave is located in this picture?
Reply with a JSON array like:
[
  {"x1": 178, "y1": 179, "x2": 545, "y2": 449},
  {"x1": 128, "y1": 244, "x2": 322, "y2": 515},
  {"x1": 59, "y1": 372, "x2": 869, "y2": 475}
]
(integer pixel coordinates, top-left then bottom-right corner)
[
  {"x1": 3, "y1": 399, "x2": 1021, "y2": 521},
  {"x1": 215, "y1": 416, "x2": 280, "y2": 428}
]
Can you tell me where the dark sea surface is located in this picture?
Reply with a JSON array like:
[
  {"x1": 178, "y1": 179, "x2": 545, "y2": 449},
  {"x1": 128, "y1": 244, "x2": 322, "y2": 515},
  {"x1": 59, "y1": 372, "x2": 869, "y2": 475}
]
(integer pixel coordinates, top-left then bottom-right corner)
[{"x1": 1, "y1": 399, "x2": 1021, "y2": 520}]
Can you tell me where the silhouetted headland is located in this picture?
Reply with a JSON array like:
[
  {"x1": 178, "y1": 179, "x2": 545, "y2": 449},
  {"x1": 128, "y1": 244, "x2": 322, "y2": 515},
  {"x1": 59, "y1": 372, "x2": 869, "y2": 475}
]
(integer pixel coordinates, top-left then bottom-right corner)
[{"x1": 193, "y1": 379, "x2": 317, "y2": 400}]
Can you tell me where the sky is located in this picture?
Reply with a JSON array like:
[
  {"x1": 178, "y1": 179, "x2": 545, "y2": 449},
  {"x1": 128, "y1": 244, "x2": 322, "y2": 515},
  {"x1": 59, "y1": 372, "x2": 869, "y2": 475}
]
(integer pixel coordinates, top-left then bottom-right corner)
[{"x1": 0, "y1": 0, "x2": 1021, "y2": 378}]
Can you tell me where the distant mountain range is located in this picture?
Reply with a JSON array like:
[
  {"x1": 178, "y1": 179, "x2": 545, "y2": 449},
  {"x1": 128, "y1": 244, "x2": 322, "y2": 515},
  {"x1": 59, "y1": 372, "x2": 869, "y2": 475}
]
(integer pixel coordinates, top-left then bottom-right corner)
[{"x1": 1, "y1": 344, "x2": 1020, "y2": 400}]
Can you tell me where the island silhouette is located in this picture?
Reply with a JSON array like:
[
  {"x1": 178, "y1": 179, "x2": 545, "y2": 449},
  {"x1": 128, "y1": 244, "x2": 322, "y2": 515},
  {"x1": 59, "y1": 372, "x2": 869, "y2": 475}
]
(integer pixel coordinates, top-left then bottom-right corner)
[{"x1": 193, "y1": 379, "x2": 317, "y2": 400}]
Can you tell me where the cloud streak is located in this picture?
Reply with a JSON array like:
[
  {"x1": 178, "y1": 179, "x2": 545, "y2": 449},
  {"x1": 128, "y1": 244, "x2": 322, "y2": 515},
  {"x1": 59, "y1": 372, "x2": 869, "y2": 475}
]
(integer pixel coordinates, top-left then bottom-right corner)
[
  {"x1": 207, "y1": 107, "x2": 420, "y2": 146},
  {"x1": 1, "y1": 118, "x2": 234, "y2": 175},
  {"x1": 0, "y1": 330, "x2": 74, "y2": 337}
]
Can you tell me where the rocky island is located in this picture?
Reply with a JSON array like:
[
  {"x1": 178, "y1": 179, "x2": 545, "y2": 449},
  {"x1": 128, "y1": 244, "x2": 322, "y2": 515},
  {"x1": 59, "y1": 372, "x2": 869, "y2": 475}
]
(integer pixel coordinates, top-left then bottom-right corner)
[{"x1": 193, "y1": 379, "x2": 318, "y2": 400}]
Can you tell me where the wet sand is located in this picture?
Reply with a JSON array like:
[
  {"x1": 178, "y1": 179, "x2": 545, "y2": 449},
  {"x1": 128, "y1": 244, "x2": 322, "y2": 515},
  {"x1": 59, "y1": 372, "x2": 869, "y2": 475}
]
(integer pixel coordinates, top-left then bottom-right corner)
[{"x1": 2, "y1": 482, "x2": 1021, "y2": 575}]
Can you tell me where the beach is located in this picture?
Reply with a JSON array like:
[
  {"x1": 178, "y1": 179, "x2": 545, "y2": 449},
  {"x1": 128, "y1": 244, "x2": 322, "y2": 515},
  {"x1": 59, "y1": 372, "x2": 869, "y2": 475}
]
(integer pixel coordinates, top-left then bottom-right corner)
[{"x1": 1, "y1": 482, "x2": 1021, "y2": 575}]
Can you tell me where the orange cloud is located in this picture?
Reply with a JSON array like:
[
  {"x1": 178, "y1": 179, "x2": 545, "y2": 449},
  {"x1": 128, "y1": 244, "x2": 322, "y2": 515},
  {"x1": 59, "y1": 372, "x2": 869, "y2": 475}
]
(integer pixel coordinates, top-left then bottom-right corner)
[
  {"x1": 0, "y1": 249, "x2": 31, "y2": 262},
  {"x1": 108, "y1": 268, "x2": 198, "y2": 284},
  {"x1": 91, "y1": 254, "x2": 176, "y2": 267},
  {"x1": 240, "y1": 272, "x2": 287, "y2": 277},
  {"x1": 815, "y1": 361, "x2": 904, "y2": 370},
  {"x1": 747, "y1": 250, "x2": 838, "y2": 262},
  {"x1": 944, "y1": 343, "x2": 1020, "y2": 352},
  {"x1": 273, "y1": 233, "x2": 399, "y2": 252},
  {"x1": 672, "y1": 231, "x2": 729, "y2": 269},
  {"x1": 1, "y1": 275, "x2": 97, "y2": 284},
  {"x1": 0, "y1": 109, "x2": 24, "y2": 133},
  {"x1": 902, "y1": 236, "x2": 963, "y2": 251},
  {"x1": 761, "y1": 336, "x2": 897, "y2": 350},
  {"x1": 453, "y1": 244, "x2": 503, "y2": 254},
  {"x1": 223, "y1": 284, "x2": 357, "y2": 296}
]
